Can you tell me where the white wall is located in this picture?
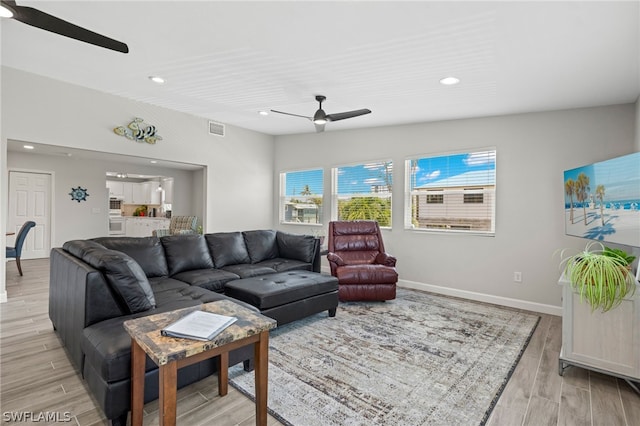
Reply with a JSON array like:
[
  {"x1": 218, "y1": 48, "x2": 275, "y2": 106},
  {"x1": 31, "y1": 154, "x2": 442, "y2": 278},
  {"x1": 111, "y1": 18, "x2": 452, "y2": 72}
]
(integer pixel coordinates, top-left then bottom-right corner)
[
  {"x1": 7, "y1": 151, "x2": 201, "y2": 246},
  {"x1": 635, "y1": 97, "x2": 640, "y2": 150},
  {"x1": 1, "y1": 67, "x2": 275, "y2": 231},
  {"x1": 274, "y1": 104, "x2": 637, "y2": 313},
  {"x1": 0, "y1": 63, "x2": 6, "y2": 302},
  {"x1": 1, "y1": 67, "x2": 275, "y2": 300}
]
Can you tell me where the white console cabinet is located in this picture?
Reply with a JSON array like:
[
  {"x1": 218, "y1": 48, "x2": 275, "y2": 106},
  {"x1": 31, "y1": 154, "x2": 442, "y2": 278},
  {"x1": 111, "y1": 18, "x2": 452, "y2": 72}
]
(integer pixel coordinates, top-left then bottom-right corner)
[{"x1": 558, "y1": 275, "x2": 640, "y2": 389}]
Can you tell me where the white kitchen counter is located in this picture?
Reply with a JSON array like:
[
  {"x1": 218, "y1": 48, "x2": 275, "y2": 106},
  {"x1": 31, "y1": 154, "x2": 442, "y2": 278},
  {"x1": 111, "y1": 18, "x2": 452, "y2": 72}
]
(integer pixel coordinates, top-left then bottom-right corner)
[{"x1": 125, "y1": 217, "x2": 170, "y2": 237}]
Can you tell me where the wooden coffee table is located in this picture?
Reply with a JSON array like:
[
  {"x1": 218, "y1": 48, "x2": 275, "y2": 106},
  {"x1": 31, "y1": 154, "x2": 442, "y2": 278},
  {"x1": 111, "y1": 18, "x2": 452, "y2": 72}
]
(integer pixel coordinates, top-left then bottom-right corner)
[{"x1": 124, "y1": 299, "x2": 277, "y2": 426}]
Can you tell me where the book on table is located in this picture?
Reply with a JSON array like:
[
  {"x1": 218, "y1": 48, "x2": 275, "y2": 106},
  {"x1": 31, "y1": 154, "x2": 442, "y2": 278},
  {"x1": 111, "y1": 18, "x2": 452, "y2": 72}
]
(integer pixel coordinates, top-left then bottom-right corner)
[{"x1": 161, "y1": 310, "x2": 237, "y2": 341}]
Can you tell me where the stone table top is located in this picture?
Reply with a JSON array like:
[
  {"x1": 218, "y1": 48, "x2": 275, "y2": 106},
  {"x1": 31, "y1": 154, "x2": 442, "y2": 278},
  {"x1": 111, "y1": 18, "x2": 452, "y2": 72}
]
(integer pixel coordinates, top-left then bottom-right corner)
[{"x1": 124, "y1": 299, "x2": 276, "y2": 366}]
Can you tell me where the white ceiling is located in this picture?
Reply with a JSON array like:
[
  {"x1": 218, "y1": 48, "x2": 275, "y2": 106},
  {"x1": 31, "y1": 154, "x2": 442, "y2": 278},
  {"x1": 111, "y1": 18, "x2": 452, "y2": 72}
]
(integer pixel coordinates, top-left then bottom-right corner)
[{"x1": 1, "y1": 1, "x2": 639, "y2": 136}]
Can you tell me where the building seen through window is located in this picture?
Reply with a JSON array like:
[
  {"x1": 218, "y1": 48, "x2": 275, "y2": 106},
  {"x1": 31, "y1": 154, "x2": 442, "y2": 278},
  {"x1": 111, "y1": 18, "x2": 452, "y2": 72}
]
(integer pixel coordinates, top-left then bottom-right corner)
[
  {"x1": 406, "y1": 150, "x2": 496, "y2": 233},
  {"x1": 280, "y1": 169, "x2": 323, "y2": 224}
]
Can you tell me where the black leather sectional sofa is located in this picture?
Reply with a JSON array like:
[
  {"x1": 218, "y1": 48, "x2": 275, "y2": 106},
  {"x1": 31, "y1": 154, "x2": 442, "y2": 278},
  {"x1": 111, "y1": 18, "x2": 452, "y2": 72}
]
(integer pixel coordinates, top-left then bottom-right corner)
[{"x1": 49, "y1": 230, "x2": 333, "y2": 425}]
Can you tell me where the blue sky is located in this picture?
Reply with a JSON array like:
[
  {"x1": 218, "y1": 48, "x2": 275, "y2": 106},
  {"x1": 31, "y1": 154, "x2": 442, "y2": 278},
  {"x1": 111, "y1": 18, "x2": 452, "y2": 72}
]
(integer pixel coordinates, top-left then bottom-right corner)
[
  {"x1": 285, "y1": 162, "x2": 393, "y2": 196},
  {"x1": 412, "y1": 151, "x2": 496, "y2": 189},
  {"x1": 564, "y1": 152, "x2": 640, "y2": 202},
  {"x1": 285, "y1": 169, "x2": 323, "y2": 197},
  {"x1": 337, "y1": 162, "x2": 392, "y2": 194},
  {"x1": 284, "y1": 152, "x2": 497, "y2": 197}
]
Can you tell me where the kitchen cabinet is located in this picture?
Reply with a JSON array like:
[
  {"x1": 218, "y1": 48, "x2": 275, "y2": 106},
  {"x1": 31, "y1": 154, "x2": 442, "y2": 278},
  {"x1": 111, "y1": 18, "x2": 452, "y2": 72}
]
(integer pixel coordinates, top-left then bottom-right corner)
[
  {"x1": 141, "y1": 182, "x2": 151, "y2": 203},
  {"x1": 123, "y1": 181, "x2": 162, "y2": 205},
  {"x1": 106, "y1": 181, "x2": 124, "y2": 197},
  {"x1": 131, "y1": 183, "x2": 146, "y2": 204},
  {"x1": 162, "y1": 178, "x2": 174, "y2": 204},
  {"x1": 148, "y1": 181, "x2": 161, "y2": 204},
  {"x1": 123, "y1": 182, "x2": 134, "y2": 204}
]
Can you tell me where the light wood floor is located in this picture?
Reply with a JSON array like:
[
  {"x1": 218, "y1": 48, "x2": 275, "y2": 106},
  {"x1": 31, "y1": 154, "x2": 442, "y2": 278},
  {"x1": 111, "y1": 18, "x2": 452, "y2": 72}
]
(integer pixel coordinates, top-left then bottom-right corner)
[{"x1": 1, "y1": 258, "x2": 638, "y2": 425}]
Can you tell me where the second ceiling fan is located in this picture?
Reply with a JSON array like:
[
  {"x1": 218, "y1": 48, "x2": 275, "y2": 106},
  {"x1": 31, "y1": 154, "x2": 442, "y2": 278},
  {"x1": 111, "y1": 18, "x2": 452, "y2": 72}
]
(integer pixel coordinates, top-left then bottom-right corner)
[{"x1": 271, "y1": 95, "x2": 371, "y2": 132}]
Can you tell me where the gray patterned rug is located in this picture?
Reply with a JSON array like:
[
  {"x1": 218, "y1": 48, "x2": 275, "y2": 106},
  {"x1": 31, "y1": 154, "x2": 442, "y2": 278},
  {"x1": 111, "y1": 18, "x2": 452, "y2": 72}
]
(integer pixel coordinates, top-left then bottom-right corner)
[{"x1": 229, "y1": 288, "x2": 539, "y2": 425}]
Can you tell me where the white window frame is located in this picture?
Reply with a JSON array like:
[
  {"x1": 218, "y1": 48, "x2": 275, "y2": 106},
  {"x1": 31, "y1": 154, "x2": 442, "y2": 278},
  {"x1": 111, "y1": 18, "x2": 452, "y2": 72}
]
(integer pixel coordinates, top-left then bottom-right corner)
[
  {"x1": 405, "y1": 148, "x2": 496, "y2": 236},
  {"x1": 279, "y1": 168, "x2": 324, "y2": 226},
  {"x1": 331, "y1": 159, "x2": 393, "y2": 228}
]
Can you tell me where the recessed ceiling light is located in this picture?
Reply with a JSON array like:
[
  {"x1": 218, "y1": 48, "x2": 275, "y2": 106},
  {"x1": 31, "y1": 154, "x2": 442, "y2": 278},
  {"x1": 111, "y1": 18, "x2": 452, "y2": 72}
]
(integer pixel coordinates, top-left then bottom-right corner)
[
  {"x1": 150, "y1": 160, "x2": 158, "y2": 164},
  {"x1": 23, "y1": 145, "x2": 34, "y2": 150},
  {"x1": 439, "y1": 76, "x2": 460, "y2": 86},
  {"x1": 259, "y1": 111, "x2": 269, "y2": 116},
  {"x1": 0, "y1": 4, "x2": 14, "y2": 18},
  {"x1": 148, "y1": 76, "x2": 165, "y2": 84}
]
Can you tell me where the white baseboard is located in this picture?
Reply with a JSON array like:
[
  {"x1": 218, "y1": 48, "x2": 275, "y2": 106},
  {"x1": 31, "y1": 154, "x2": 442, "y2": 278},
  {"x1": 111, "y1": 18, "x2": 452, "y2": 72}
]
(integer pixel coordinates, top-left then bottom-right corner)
[
  {"x1": 320, "y1": 266, "x2": 561, "y2": 316},
  {"x1": 398, "y1": 279, "x2": 562, "y2": 316},
  {"x1": 0, "y1": 291, "x2": 7, "y2": 303}
]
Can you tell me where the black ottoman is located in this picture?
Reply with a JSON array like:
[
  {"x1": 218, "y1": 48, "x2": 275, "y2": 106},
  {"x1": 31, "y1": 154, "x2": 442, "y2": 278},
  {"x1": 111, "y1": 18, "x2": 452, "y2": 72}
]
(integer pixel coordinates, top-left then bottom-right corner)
[{"x1": 224, "y1": 271, "x2": 339, "y2": 326}]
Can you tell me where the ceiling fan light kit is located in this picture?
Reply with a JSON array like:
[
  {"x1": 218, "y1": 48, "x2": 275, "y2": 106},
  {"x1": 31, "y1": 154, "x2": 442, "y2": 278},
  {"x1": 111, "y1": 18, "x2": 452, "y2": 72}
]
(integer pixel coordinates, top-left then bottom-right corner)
[
  {"x1": 0, "y1": 0, "x2": 129, "y2": 53},
  {"x1": 0, "y1": 3, "x2": 13, "y2": 18},
  {"x1": 272, "y1": 95, "x2": 371, "y2": 133}
]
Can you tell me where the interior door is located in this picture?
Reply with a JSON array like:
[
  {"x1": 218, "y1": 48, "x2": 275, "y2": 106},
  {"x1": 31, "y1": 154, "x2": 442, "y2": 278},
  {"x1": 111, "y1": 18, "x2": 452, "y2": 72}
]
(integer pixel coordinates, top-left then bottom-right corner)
[{"x1": 8, "y1": 171, "x2": 52, "y2": 259}]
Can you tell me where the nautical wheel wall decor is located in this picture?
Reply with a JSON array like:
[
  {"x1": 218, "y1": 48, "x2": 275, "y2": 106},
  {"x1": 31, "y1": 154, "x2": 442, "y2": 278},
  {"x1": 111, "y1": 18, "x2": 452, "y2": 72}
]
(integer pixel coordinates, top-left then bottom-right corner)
[{"x1": 69, "y1": 186, "x2": 89, "y2": 203}]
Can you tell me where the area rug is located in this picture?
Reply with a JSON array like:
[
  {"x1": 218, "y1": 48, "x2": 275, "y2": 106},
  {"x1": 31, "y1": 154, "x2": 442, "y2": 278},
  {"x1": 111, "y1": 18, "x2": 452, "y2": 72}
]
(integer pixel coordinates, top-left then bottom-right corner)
[{"x1": 229, "y1": 288, "x2": 539, "y2": 426}]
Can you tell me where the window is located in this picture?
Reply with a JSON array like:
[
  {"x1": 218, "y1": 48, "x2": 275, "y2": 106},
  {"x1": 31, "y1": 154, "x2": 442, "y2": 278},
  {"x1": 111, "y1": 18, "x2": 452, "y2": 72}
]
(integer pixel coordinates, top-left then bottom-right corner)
[
  {"x1": 426, "y1": 192, "x2": 444, "y2": 204},
  {"x1": 406, "y1": 149, "x2": 496, "y2": 234},
  {"x1": 280, "y1": 168, "x2": 323, "y2": 224},
  {"x1": 463, "y1": 189, "x2": 484, "y2": 204},
  {"x1": 333, "y1": 160, "x2": 392, "y2": 227}
]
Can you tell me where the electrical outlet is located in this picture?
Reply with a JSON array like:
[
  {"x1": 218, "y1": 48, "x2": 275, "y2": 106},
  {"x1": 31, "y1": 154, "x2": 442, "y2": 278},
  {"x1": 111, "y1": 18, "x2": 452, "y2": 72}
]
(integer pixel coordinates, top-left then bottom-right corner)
[{"x1": 514, "y1": 272, "x2": 522, "y2": 283}]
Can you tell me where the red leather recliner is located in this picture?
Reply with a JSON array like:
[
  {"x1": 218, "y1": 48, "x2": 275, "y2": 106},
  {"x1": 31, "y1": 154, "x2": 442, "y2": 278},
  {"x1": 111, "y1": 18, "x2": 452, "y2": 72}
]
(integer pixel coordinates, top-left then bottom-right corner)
[{"x1": 327, "y1": 220, "x2": 397, "y2": 301}]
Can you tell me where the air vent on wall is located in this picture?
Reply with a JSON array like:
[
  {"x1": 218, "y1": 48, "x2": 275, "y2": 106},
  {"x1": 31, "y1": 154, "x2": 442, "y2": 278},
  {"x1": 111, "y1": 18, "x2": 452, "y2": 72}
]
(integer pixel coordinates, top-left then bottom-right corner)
[{"x1": 208, "y1": 121, "x2": 225, "y2": 137}]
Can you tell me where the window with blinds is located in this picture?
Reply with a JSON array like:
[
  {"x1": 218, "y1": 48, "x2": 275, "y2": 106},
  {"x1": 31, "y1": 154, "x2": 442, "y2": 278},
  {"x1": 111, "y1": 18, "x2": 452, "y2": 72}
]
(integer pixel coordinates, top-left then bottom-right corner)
[
  {"x1": 280, "y1": 168, "x2": 323, "y2": 224},
  {"x1": 405, "y1": 149, "x2": 496, "y2": 234},
  {"x1": 333, "y1": 160, "x2": 393, "y2": 227}
]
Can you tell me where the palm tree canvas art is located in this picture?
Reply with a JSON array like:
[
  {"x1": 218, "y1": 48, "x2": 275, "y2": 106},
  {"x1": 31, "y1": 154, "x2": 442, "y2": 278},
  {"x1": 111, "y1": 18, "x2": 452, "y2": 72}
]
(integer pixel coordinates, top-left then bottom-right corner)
[{"x1": 563, "y1": 152, "x2": 640, "y2": 247}]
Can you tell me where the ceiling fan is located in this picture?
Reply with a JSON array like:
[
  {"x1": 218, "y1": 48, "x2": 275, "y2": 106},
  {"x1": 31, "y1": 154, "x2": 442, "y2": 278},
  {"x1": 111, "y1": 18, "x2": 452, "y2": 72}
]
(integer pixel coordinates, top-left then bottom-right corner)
[
  {"x1": 271, "y1": 95, "x2": 371, "y2": 132},
  {"x1": 0, "y1": 0, "x2": 129, "y2": 53}
]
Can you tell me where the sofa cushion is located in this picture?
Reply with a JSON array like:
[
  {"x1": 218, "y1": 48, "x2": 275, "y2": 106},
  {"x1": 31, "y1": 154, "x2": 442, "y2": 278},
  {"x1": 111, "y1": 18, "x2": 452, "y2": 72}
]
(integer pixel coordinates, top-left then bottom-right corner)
[
  {"x1": 256, "y1": 258, "x2": 313, "y2": 273},
  {"x1": 82, "y1": 314, "x2": 160, "y2": 383},
  {"x1": 335, "y1": 264, "x2": 398, "y2": 284},
  {"x1": 92, "y1": 236, "x2": 169, "y2": 278},
  {"x1": 101, "y1": 252, "x2": 157, "y2": 313},
  {"x1": 220, "y1": 264, "x2": 277, "y2": 278},
  {"x1": 149, "y1": 277, "x2": 260, "y2": 312},
  {"x1": 81, "y1": 300, "x2": 212, "y2": 383},
  {"x1": 63, "y1": 240, "x2": 156, "y2": 313},
  {"x1": 161, "y1": 234, "x2": 214, "y2": 275},
  {"x1": 63, "y1": 239, "x2": 107, "y2": 261},
  {"x1": 170, "y1": 269, "x2": 240, "y2": 292},
  {"x1": 81, "y1": 289, "x2": 258, "y2": 384},
  {"x1": 276, "y1": 232, "x2": 316, "y2": 263},
  {"x1": 149, "y1": 277, "x2": 231, "y2": 306},
  {"x1": 205, "y1": 232, "x2": 250, "y2": 267},
  {"x1": 243, "y1": 230, "x2": 279, "y2": 264}
]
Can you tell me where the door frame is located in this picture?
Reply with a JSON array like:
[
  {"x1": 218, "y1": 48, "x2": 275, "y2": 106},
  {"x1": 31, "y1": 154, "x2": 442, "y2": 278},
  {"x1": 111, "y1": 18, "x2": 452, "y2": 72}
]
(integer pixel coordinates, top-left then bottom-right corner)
[{"x1": 8, "y1": 167, "x2": 55, "y2": 259}]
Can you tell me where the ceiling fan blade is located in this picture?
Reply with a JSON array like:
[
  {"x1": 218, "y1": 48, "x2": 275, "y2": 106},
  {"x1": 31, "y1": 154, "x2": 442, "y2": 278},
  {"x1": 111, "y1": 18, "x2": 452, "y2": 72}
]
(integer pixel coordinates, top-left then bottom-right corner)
[
  {"x1": 314, "y1": 123, "x2": 325, "y2": 133},
  {"x1": 270, "y1": 110, "x2": 313, "y2": 121},
  {"x1": 6, "y1": 1, "x2": 129, "y2": 53},
  {"x1": 326, "y1": 109, "x2": 372, "y2": 122}
]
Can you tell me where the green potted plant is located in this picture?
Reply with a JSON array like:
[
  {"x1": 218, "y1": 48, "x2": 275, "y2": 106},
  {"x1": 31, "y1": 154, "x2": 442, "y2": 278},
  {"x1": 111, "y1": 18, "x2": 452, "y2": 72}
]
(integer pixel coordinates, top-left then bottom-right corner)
[
  {"x1": 558, "y1": 242, "x2": 637, "y2": 312},
  {"x1": 133, "y1": 205, "x2": 148, "y2": 217}
]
